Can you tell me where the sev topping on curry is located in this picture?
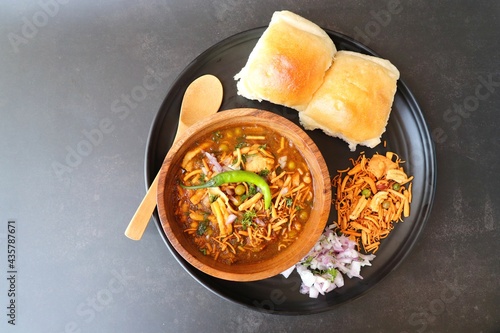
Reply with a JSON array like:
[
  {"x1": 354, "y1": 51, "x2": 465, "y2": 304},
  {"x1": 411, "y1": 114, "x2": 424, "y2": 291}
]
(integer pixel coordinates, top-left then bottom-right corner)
[{"x1": 175, "y1": 125, "x2": 314, "y2": 265}]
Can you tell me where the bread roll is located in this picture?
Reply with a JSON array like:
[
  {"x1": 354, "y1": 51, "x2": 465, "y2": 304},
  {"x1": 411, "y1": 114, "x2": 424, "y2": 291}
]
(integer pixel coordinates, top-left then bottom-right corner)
[
  {"x1": 234, "y1": 11, "x2": 336, "y2": 111},
  {"x1": 299, "y1": 50, "x2": 400, "y2": 151}
]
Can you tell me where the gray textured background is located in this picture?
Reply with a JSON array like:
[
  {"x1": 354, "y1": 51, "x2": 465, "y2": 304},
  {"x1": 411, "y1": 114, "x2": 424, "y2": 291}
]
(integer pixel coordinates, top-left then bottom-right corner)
[{"x1": 1, "y1": 1, "x2": 499, "y2": 332}]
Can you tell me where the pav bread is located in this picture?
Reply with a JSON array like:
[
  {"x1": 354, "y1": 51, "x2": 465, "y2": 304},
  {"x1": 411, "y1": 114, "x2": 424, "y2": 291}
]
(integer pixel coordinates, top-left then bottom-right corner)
[
  {"x1": 234, "y1": 10, "x2": 336, "y2": 111},
  {"x1": 299, "y1": 50, "x2": 400, "y2": 151}
]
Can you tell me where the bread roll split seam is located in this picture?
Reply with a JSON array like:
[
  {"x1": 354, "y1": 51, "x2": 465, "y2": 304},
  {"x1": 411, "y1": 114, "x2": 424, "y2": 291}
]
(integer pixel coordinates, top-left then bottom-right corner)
[{"x1": 234, "y1": 10, "x2": 400, "y2": 151}]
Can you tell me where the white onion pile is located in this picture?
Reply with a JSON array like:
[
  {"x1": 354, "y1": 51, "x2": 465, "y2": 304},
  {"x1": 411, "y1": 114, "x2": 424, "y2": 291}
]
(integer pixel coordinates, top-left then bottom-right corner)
[{"x1": 282, "y1": 224, "x2": 376, "y2": 298}]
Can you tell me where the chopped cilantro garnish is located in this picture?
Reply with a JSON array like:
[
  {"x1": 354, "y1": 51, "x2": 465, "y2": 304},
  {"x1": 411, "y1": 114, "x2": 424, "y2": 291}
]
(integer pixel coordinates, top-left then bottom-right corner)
[
  {"x1": 235, "y1": 140, "x2": 246, "y2": 149},
  {"x1": 212, "y1": 131, "x2": 223, "y2": 142},
  {"x1": 196, "y1": 221, "x2": 208, "y2": 236},
  {"x1": 199, "y1": 173, "x2": 206, "y2": 183},
  {"x1": 303, "y1": 256, "x2": 313, "y2": 267},
  {"x1": 327, "y1": 267, "x2": 337, "y2": 281},
  {"x1": 258, "y1": 169, "x2": 270, "y2": 177},
  {"x1": 248, "y1": 184, "x2": 257, "y2": 196},
  {"x1": 241, "y1": 210, "x2": 257, "y2": 230}
]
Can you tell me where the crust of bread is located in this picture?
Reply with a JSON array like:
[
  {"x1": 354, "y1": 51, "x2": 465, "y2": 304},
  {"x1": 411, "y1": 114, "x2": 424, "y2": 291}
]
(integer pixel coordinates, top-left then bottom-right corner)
[
  {"x1": 234, "y1": 11, "x2": 336, "y2": 111},
  {"x1": 299, "y1": 50, "x2": 400, "y2": 151}
]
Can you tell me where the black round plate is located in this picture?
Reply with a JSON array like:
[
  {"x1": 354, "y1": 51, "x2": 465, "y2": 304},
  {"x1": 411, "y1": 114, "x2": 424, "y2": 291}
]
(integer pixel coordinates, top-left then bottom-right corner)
[{"x1": 145, "y1": 28, "x2": 436, "y2": 314}]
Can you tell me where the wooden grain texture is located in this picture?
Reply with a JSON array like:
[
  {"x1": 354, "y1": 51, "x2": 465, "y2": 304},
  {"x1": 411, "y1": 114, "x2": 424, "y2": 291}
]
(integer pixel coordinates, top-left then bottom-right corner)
[
  {"x1": 124, "y1": 173, "x2": 160, "y2": 240},
  {"x1": 157, "y1": 108, "x2": 331, "y2": 281}
]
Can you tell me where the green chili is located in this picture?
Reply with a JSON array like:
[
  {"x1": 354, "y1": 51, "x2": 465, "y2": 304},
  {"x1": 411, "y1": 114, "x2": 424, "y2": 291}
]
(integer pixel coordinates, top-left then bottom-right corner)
[{"x1": 181, "y1": 170, "x2": 272, "y2": 209}]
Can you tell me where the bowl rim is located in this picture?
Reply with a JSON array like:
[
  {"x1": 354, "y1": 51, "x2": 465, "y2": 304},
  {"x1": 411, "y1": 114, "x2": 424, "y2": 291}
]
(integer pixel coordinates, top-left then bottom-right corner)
[{"x1": 156, "y1": 108, "x2": 331, "y2": 281}]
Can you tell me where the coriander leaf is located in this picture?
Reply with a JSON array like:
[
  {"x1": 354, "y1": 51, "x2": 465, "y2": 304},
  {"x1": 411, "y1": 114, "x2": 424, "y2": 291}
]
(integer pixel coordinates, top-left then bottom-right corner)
[
  {"x1": 248, "y1": 184, "x2": 257, "y2": 196},
  {"x1": 196, "y1": 221, "x2": 208, "y2": 236},
  {"x1": 327, "y1": 267, "x2": 338, "y2": 281},
  {"x1": 209, "y1": 194, "x2": 219, "y2": 203},
  {"x1": 235, "y1": 140, "x2": 246, "y2": 149},
  {"x1": 258, "y1": 169, "x2": 270, "y2": 177},
  {"x1": 241, "y1": 210, "x2": 257, "y2": 230},
  {"x1": 212, "y1": 131, "x2": 223, "y2": 142}
]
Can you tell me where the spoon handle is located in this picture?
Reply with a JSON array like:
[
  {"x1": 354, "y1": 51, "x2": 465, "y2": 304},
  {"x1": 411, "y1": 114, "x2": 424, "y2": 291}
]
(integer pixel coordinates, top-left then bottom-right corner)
[{"x1": 124, "y1": 173, "x2": 159, "y2": 240}]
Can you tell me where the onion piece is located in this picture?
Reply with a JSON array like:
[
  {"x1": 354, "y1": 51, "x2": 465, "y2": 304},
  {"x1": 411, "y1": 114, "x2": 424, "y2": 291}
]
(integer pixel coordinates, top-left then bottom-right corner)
[
  {"x1": 254, "y1": 218, "x2": 266, "y2": 226},
  {"x1": 225, "y1": 214, "x2": 237, "y2": 225},
  {"x1": 281, "y1": 265, "x2": 295, "y2": 279},
  {"x1": 278, "y1": 156, "x2": 287, "y2": 169},
  {"x1": 281, "y1": 224, "x2": 375, "y2": 298},
  {"x1": 205, "y1": 152, "x2": 223, "y2": 173}
]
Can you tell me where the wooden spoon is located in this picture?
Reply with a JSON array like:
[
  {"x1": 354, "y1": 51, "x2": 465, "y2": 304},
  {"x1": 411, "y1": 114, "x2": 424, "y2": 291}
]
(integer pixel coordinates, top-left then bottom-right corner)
[{"x1": 125, "y1": 74, "x2": 223, "y2": 240}]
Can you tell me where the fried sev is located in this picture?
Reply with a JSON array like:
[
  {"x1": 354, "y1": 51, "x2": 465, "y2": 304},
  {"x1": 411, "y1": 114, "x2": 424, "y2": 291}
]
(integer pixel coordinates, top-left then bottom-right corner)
[{"x1": 333, "y1": 152, "x2": 413, "y2": 254}]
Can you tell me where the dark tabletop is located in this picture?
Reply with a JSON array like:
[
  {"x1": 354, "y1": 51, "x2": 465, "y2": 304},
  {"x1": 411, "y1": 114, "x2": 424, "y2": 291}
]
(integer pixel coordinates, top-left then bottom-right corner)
[{"x1": 1, "y1": 1, "x2": 498, "y2": 332}]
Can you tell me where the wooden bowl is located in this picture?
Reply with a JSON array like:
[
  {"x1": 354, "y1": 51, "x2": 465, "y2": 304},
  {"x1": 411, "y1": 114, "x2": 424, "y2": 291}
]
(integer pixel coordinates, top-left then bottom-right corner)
[{"x1": 157, "y1": 109, "x2": 331, "y2": 281}]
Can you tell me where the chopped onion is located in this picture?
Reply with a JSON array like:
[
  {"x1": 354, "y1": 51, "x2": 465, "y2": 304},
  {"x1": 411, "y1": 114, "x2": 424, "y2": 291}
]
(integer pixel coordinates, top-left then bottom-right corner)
[
  {"x1": 205, "y1": 152, "x2": 223, "y2": 173},
  {"x1": 281, "y1": 265, "x2": 295, "y2": 279},
  {"x1": 278, "y1": 156, "x2": 287, "y2": 169},
  {"x1": 223, "y1": 164, "x2": 240, "y2": 171},
  {"x1": 221, "y1": 156, "x2": 240, "y2": 171},
  {"x1": 254, "y1": 218, "x2": 266, "y2": 226},
  {"x1": 281, "y1": 224, "x2": 375, "y2": 298},
  {"x1": 225, "y1": 214, "x2": 237, "y2": 225}
]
